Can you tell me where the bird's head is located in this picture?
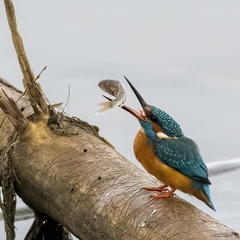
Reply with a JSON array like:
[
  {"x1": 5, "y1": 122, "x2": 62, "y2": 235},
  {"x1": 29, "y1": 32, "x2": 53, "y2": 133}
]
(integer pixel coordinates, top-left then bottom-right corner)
[{"x1": 121, "y1": 77, "x2": 184, "y2": 137}]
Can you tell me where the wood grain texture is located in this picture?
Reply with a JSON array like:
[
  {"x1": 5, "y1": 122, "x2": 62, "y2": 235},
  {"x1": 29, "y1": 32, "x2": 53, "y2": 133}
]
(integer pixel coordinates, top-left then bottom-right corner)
[{"x1": 0, "y1": 77, "x2": 239, "y2": 239}]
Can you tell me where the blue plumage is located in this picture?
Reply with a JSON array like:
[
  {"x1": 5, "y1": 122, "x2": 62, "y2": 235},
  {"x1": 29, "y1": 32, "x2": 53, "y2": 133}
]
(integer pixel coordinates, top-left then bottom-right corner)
[
  {"x1": 150, "y1": 105, "x2": 184, "y2": 137},
  {"x1": 140, "y1": 119, "x2": 210, "y2": 184},
  {"x1": 139, "y1": 113, "x2": 215, "y2": 211},
  {"x1": 122, "y1": 77, "x2": 215, "y2": 210}
]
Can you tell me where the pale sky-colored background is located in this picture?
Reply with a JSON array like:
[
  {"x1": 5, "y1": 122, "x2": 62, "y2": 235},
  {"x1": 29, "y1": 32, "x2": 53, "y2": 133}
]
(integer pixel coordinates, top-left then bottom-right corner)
[{"x1": 1, "y1": 0, "x2": 240, "y2": 238}]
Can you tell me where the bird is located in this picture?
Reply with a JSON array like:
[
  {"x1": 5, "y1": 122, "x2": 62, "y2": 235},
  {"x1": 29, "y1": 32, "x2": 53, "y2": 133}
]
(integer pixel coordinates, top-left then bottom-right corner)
[{"x1": 120, "y1": 77, "x2": 216, "y2": 211}]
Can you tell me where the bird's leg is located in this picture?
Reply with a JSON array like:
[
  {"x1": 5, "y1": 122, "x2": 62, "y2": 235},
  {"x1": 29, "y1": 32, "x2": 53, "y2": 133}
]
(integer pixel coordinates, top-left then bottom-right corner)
[
  {"x1": 150, "y1": 188, "x2": 175, "y2": 199},
  {"x1": 143, "y1": 184, "x2": 169, "y2": 192}
]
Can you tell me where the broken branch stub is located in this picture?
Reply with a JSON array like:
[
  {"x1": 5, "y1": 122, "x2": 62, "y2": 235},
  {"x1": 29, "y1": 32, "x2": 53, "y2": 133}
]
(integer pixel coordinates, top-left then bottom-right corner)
[
  {"x1": 4, "y1": 0, "x2": 49, "y2": 117},
  {"x1": 0, "y1": 89, "x2": 29, "y2": 132}
]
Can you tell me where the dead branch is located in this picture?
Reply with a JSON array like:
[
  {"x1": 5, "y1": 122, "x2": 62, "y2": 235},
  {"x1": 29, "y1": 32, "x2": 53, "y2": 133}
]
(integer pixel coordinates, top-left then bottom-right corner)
[
  {"x1": 0, "y1": 77, "x2": 239, "y2": 240},
  {"x1": 4, "y1": 0, "x2": 49, "y2": 117},
  {"x1": 0, "y1": 132, "x2": 17, "y2": 240}
]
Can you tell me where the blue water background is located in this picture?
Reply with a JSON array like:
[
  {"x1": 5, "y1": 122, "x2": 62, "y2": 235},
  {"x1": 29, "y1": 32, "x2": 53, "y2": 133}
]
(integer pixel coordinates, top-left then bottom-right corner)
[{"x1": 0, "y1": 1, "x2": 240, "y2": 238}]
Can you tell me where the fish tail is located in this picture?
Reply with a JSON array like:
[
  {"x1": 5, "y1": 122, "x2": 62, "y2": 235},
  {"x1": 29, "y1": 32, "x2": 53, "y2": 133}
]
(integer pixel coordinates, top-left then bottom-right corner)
[
  {"x1": 95, "y1": 101, "x2": 113, "y2": 114},
  {"x1": 194, "y1": 184, "x2": 216, "y2": 211}
]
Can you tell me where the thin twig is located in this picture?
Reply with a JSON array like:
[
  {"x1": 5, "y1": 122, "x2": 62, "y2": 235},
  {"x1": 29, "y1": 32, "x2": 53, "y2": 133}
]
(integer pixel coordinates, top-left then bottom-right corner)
[
  {"x1": 35, "y1": 66, "x2": 47, "y2": 82},
  {"x1": 15, "y1": 66, "x2": 48, "y2": 104},
  {"x1": 62, "y1": 85, "x2": 71, "y2": 112}
]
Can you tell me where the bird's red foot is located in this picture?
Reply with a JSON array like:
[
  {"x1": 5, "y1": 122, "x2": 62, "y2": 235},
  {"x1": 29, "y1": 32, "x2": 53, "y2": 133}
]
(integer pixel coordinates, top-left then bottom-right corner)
[
  {"x1": 143, "y1": 184, "x2": 169, "y2": 192},
  {"x1": 150, "y1": 188, "x2": 175, "y2": 199}
]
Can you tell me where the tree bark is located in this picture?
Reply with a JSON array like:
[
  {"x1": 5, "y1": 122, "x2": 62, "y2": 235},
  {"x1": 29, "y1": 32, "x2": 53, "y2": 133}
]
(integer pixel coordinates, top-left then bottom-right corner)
[
  {"x1": 1, "y1": 0, "x2": 240, "y2": 239},
  {"x1": 0, "y1": 77, "x2": 240, "y2": 240}
]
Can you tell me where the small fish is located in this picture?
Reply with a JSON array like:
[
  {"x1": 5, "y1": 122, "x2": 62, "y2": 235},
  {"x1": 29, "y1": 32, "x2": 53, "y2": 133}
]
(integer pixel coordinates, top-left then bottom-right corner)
[{"x1": 96, "y1": 79, "x2": 127, "y2": 114}]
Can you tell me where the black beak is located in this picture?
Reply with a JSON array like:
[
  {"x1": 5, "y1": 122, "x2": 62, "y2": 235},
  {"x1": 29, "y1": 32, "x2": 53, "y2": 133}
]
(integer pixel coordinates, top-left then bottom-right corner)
[{"x1": 124, "y1": 76, "x2": 148, "y2": 111}]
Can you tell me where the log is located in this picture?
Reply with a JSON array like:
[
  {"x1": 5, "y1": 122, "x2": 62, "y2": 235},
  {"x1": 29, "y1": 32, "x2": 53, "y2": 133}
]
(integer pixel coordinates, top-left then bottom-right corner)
[
  {"x1": 0, "y1": 77, "x2": 239, "y2": 239},
  {"x1": 1, "y1": 0, "x2": 239, "y2": 239}
]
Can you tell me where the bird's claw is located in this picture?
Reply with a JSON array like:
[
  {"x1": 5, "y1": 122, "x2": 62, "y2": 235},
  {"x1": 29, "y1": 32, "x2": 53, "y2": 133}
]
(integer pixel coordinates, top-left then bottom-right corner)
[
  {"x1": 149, "y1": 190, "x2": 175, "y2": 199},
  {"x1": 143, "y1": 185, "x2": 169, "y2": 193}
]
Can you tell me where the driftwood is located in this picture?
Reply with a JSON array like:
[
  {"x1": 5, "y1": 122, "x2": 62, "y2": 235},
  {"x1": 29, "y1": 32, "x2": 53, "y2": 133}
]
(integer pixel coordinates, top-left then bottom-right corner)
[
  {"x1": 0, "y1": 77, "x2": 239, "y2": 240},
  {"x1": 0, "y1": 0, "x2": 240, "y2": 239}
]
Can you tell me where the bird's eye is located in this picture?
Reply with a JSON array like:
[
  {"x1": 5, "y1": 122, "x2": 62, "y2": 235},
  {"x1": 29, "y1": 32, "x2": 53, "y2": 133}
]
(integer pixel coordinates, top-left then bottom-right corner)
[{"x1": 150, "y1": 115, "x2": 157, "y2": 122}]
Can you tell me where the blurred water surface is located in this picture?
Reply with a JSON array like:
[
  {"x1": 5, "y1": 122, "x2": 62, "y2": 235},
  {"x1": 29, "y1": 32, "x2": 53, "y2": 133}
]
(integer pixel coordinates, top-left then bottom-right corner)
[{"x1": 0, "y1": 0, "x2": 240, "y2": 238}]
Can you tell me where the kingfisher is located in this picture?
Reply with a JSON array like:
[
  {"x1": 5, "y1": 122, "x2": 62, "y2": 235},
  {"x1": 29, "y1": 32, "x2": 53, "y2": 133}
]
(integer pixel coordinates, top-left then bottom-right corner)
[{"x1": 118, "y1": 77, "x2": 216, "y2": 211}]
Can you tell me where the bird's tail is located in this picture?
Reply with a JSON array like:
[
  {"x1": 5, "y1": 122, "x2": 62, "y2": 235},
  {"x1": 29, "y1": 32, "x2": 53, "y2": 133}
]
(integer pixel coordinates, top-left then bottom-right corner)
[
  {"x1": 195, "y1": 184, "x2": 216, "y2": 211},
  {"x1": 95, "y1": 101, "x2": 113, "y2": 114}
]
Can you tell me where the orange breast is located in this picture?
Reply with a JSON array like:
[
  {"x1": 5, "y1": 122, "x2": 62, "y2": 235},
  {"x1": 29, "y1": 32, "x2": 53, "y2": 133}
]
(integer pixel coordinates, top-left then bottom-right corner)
[{"x1": 134, "y1": 129, "x2": 194, "y2": 194}]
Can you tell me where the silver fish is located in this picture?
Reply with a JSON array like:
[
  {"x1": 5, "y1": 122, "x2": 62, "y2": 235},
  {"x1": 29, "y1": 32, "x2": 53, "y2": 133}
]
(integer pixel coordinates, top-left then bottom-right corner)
[{"x1": 96, "y1": 79, "x2": 127, "y2": 114}]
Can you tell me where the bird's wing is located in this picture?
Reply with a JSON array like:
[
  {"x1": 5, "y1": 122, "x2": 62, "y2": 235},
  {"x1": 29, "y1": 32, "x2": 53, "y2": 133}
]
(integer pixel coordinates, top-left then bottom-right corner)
[{"x1": 151, "y1": 136, "x2": 210, "y2": 184}]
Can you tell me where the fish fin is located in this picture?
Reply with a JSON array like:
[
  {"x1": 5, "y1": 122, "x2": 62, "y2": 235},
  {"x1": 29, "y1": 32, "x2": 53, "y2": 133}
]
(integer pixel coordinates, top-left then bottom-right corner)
[
  {"x1": 97, "y1": 102, "x2": 109, "y2": 106},
  {"x1": 95, "y1": 101, "x2": 112, "y2": 114}
]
